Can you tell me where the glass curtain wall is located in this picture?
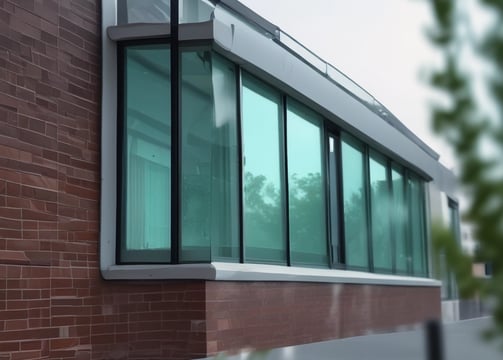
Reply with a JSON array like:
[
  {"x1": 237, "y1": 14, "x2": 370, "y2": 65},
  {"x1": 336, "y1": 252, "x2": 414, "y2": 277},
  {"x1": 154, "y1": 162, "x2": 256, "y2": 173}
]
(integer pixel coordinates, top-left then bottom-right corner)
[
  {"x1": 286, "y1": 99, "x2": 327, "y2": 267},
  {"x1": 242, "y1": 74, "x2": 286, "y2": 264},
  {"x1": 117, "y1": 43, "x2": 432, "y2": 274},
  {"x1": 180, "y1": 49, "x2": 239, "y2": 262},
  {"x1": 369, "y1": 151, "x2": 392, "y2": 272},
  {"x1": 409, "y1": 175, "x2": 428, "y2": 276},
  {"x1": 119, "y1": 0, "x2": 214, "y2": 24},
  {"x1": 341, "y1": 135, "x2": 369, "y2": 270},
  {"x1": 444, "y1": 199, "x2": 460, "y2": 298},
  {"x1": 120, "y1": 44, "x2": 172, "y2": 263},
  {"x1": 391, "y1": 165, "x2": 409, "y2": 273}
]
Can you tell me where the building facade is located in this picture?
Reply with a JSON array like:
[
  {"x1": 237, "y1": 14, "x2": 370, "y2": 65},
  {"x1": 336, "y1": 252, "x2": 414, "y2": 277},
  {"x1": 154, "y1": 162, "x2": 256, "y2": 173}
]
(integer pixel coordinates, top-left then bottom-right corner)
[{"x1": 0, "y1": 0, "x2": 458, "y2": 359}]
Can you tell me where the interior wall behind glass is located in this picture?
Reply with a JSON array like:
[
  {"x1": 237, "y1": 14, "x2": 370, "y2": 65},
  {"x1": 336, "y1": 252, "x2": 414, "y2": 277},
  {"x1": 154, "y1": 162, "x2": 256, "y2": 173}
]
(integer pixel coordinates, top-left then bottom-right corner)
[
  {"x1": 242, "y1": 74, "x2": 286, "y2": 264},
  {"x1": 369, "y1": 152, "x2": 392, "y2": 272},
  {"x1": 409, "y1": 176, "x2": 427, "y2": 276},
  {"x1": 446, "y1": 200, "x2": 460, "y2": 298},
  {"x1": 341, "y1": 135, "x2": 369, "y2": 269},
  {"x1": 286, "y1": 99, "x2": 327, "y2": 267},
  {"x1": 180, "y1": 50, "x2": 239, "y2": 262},
  {"x1": 391, "y1": 165, "x2": 409, "y2": 273},
  {"x1": 121, "y1": 44, "x2": 171, "y2": 263}
]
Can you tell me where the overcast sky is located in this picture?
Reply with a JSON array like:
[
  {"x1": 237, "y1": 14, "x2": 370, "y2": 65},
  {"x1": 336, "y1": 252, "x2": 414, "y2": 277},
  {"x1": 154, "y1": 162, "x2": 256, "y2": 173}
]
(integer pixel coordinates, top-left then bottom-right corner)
[{"x1": 238, "y1": 0, "x2": 458, "y2": 169}]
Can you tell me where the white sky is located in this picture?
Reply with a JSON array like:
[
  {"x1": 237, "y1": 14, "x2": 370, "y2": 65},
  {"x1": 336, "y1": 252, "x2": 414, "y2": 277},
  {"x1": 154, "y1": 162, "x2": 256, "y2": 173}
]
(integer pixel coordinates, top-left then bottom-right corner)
[{"x1": 238, "y1": 0, "x2": 458, "y2": 170}]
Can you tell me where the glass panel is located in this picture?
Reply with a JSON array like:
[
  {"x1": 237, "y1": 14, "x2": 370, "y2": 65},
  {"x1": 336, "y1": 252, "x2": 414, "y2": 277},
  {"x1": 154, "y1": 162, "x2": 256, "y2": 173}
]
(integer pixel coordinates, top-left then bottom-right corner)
[
  {"x1": 445, "y1": 200, "x2": 460, "y2": 298},
  {"x1": 287, "y1": 100, "x2": 327, "y2": 267},
  {"x1": 121, "y1": 44, "x2": 171, "y2": 263},
  {"x1": 341, "y1": 135, "x2": 368, "y2": 269},
  {"x1": 328, "y1": 135, "x2": 342, "y2": 264},
  {"x1": 369, "y1": 152, "x2": 392, "y2": 272},
  {"x1": 123, "y1": 0, "x2": 170, "y2": 24},
  {"x1": 210, "y1": 54, "x2": 240, "y2": 260},
  {"x1": 119, "y1": 0, "x2": 214, "y2": 25},
  {"x1": 242, "y1": 74, "x2": 286, "y2": 264},
  {"x1": 180, "y1": 0, "x2": 214, "y2": 23},
  {"x1": 180, "y1": 50, "x2": 239, "y2": 262},
  {"x1": 391, "y1": 165, "x2": 408, "y2": 274},
  {"x1": 409, "y1": 175, "x2": 427, "y2": 276},
  {"x1": 449, "y1": 201, "x2": 461, "y2": 243}
]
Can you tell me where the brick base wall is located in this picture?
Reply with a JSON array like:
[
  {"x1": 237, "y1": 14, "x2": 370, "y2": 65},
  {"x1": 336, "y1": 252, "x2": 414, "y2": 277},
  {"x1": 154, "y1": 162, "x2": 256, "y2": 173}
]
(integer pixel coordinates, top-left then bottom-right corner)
[
  {"x1": 0, "y1": 271, "x2": 440, "y2": 360},
  {"x1": 205, "y1": 282, "x2": 440, "y2": 355},
  {"x1": 0, "y1": 269, "x2": 210, "y2": 359}
]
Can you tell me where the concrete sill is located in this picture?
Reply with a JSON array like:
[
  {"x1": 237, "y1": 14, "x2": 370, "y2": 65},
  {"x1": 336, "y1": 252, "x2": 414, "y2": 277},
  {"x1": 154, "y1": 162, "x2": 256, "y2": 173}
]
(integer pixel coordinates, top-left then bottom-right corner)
[{"x1": 101, "y1": 262, "x2": 441, "y2": 287}]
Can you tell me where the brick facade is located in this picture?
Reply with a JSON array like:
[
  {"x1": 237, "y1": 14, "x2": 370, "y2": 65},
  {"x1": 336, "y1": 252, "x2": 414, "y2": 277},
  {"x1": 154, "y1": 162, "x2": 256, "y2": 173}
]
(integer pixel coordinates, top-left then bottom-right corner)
[
  {"x1": 205, "y1": 282, "x2": 440, "y2": 354},
  {"x1": 0, "y1": 1, "x2": 440, "y2": 359}
]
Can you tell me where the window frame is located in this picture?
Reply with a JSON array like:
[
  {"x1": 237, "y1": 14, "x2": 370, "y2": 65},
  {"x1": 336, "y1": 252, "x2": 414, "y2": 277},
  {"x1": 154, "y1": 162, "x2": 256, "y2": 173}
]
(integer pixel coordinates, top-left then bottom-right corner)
[
  {"x1": 407, "y1": 173, "x2": 429, "y2": 277},
  {"x1": 240, "y1": 71, "x2": 288, "y2": 266},
  {"x1": 116, "y1": 38, "x2": 173, "y2": 265},
  {"x1": 390, "y1": 163, "x2": 410, "y2": 275},
  {"x1": 368, "y1": 149, "x2": 394, "y2": 274},
  {"x1": 340, "y1": 133, "x2": 370, "y2": 272},
  {"x1": 100, "y1": 7, "x2": 436, "y2": 282},
  {"x1": 178, "y1": 47, "x2": 241, "y2": 264},
  {"x1": 285, "y1": 97, "x2": 329, "y2": 268},
  {"x1": 325, "y1": 127, "x2": 346, "y2": 269}
]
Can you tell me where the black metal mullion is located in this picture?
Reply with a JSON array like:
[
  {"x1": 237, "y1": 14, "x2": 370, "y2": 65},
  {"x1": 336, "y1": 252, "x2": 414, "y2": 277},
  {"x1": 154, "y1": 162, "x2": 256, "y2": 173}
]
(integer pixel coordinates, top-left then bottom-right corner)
[
  {"x1": 336, "y1": 133, "x2": 346, "y2": 267},
  {"x1": 236, "y1": 66, "x2": 245, "y2": 264},
  {"x1": 281, "y1": 96, "x2": 291, "y2": 267},
  {"x1": 116, "y1": 43, "x2": 126, "y2": 264},
  {"x1": 388, "y1": 161, "x2": 396, "y2": 274},
  {"x1": 405, "y1": 170, "x2": 413, "y2": 275},
  {"x1": 117, "y1": 0, "x2": 128, "y2": 25},
  {"x1": 170, "y1": 0, "x2": 180, "y2": 264},
  {"x1": 322, "y1": 123, "x2": 334, "y2": 268}
]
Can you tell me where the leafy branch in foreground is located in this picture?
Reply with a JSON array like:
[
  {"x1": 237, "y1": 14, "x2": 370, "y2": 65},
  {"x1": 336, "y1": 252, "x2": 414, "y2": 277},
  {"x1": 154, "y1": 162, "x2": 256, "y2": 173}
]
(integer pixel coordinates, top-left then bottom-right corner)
[{"x1": 428, "y1": 0, "x2": 503, "y2": 340}]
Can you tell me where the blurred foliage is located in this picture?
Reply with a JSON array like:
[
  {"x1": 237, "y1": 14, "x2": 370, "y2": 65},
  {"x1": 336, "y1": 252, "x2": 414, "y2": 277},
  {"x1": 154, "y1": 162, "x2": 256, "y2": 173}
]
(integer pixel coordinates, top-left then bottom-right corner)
[
  {"x1": 431, "y1": 222, "x2": 481, "y2": 298},
  {"x1": 428, "y1": 0, "x2": 503, "y2": 340}
]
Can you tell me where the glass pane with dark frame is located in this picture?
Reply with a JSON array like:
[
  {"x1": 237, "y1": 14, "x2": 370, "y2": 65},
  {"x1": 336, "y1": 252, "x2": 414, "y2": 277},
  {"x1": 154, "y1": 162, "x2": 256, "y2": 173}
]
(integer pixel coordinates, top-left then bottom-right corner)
[{"x1": 120, "y1": 43, "x2": 172, "y2": 263}]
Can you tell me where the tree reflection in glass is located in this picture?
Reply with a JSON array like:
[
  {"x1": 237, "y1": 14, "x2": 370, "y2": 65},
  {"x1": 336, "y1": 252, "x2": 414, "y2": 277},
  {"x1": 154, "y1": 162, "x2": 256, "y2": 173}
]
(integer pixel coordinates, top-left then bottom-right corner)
[
  {"x1": 341, "y1": 136, "x2": 369, "y2": 269},
  {"x1": 242, "y1": 75, "x2": 285, "y2": 264},
  {"x1": 287, "y1": 100, "x2": 327, "y2": 267}
]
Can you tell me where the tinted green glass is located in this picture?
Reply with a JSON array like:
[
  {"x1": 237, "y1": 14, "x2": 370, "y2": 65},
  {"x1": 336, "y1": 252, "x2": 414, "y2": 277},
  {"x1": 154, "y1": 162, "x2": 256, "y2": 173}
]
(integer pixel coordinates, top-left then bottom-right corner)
[
  {"x1": 341, "y1": 135, "x2": 368, "y2": 269},
  {"x1": 180, "y1": 50, "x2": 239, "y2": 262},
  {"x1": 287, "y1": 100, "x2": 327, "y2": 267},
  {"x1": 449, "y1": 201, "x2": 461, "y2": 243},
  {"x1": 242, "y1": 74, "x2": 286, "y2": 264},
  {"x1": 391, "y1": 165, "x2": 408, "y2": 273},
  {"x1": 121, "y1": 44, "x2": 171, "y2": 263},
  {"x1": 409, "y1": 175, "x2": 427, "y2": 276},
  {"x1": 445, "y1": 200, "x2": 460, "y2": 298},
  {"x1": 369, "y1": 152, "x2": 392, "y2": 272}
]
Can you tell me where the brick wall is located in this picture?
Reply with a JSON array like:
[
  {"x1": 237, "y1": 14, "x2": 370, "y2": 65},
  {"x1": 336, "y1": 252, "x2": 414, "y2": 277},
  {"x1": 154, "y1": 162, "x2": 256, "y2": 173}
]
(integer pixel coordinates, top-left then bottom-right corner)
[
  {"x1": 0, "y1": 0, "x2": 101, "y2": 358},
  {"x1": 205, "y1": 282, "x2": 440, "y2": 354},
  {"x1": 0, "y1": 1, "x2": 205, "y2": 359},
  {"x1": 0, "y1": 1, "x2": 441, "y2": 359}
]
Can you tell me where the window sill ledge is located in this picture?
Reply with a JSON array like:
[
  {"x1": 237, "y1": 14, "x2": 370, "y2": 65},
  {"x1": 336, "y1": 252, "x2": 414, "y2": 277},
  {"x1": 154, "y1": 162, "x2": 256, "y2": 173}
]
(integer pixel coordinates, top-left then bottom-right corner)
[{"x1": 101, "y1": 262, "x2": 441, "y2": 287}]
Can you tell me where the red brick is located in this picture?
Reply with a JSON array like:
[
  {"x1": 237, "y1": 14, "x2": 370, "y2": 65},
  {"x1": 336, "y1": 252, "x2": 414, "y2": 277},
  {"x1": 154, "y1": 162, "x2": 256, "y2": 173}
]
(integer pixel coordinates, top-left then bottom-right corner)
[
  {"x1": 50, "y1": 338, "x2": 79, "y2": 350},
  {"x1": 0, "y1": 251, "x2": 30, "y2": 265},
  {"x1": 11, "y1": 350, "x2": 43, "y2": 360},
  {"x1": 5, "y1": 319, "x2": 28, "y2": 330},
  {"x1": 20, "y1": 340, "x2": 42, "y2": 351},
  {"x1": 0, "y1": 341, "x2": 20, "y2": 352}
]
